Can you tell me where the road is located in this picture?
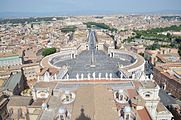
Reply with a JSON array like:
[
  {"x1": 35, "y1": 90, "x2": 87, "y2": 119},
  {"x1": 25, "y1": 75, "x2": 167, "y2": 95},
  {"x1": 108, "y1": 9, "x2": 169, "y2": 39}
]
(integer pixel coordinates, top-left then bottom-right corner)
[{"x1": 88, "y1": 30, "x2": 97, "y2": 51}]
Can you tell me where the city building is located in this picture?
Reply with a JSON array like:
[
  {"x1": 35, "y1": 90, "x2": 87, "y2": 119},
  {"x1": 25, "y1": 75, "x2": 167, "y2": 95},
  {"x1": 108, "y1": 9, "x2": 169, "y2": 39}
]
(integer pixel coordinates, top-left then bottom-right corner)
[
  {"x1": 167, "y1": 104, "x2": 181, "y2": 120},
  {"x1": 157, "y1": 48, "x2": 180, "y2": 63},
  {"x1": 144, "y1": 48, "x2": 180, "y2": 65},
  {"x1": 153, "y1": 63, "x2": 181, "y2": 99},
  {"x1": 7, "y1": 96, "x2": 33, "y2": 120},
  {"x1": 1, "y1": 72, "x2": 25, "y2": 96},
  {"x1": 0, "y1": 52, "x2": 22, "y2": 68},
  {"x1": 1, "y1": 15, "x2": 180, "y2": 120},
  {"x1": 22, "y1": 63, "x2": 40, "y2": 81},
  {"x1": 30, "y1": 80, "x2": 173, "y2": 120},
  {"x1": 144, "y1": 50, "x2": 158, "y2": 65},
  {"x1": 138, "y1": 81, "x2": 173, "y2": 120},
  {"x1": 131, "y1": 44, "x2": 145, "y2": 54}
]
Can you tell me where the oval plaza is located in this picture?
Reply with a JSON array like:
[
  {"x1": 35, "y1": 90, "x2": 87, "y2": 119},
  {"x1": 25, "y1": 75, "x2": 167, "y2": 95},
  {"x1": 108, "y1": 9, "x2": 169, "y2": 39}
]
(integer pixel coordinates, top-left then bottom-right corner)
[{"x1": 41, "y1": 30, "x2": 145, "y2": 81}]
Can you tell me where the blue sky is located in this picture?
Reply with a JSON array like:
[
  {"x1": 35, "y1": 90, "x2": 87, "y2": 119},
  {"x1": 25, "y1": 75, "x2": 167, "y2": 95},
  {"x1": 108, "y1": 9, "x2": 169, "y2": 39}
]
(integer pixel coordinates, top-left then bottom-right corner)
[{"x1": 0, "y1": 0, "x2": 181, "y2": 16}]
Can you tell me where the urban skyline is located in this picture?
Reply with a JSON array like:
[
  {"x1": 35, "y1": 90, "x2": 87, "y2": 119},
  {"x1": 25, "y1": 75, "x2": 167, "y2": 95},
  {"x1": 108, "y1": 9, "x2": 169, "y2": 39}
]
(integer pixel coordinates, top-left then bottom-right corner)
[{"x1": 0, "y1": 0, "x2": 181, "y2": 18}]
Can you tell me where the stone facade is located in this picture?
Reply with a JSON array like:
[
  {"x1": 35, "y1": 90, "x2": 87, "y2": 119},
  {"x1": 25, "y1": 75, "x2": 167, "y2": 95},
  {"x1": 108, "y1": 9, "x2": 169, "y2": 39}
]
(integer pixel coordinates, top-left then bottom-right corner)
[
  {"x1": 0, "y1": 56, "x2": 22, "y2": 68},
  {"x1": 153, "y1": 63, "x2": 181, "y2": 99}
]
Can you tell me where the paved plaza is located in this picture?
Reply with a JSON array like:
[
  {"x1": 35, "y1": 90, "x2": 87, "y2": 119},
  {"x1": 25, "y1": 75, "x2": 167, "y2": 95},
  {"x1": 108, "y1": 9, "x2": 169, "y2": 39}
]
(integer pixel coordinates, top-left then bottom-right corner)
[
  {"x1": 53, "y1": 30, "x2": 133, "y2": 79},
  {"x1": 54, "y1": 50, "x2": 132, "y2": 79}
]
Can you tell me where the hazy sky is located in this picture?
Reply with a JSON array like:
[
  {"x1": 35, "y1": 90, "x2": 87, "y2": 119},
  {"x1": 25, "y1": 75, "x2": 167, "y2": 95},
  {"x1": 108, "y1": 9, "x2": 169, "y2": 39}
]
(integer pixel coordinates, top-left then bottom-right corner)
[{"x1": 0, "y1": 0, "x2": 181, "y2": 15}]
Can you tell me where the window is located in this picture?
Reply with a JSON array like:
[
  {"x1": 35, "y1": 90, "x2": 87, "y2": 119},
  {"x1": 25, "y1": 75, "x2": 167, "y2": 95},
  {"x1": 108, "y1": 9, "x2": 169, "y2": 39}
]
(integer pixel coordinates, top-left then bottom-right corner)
[
  {"x1": 145, "y1": 94, "x2": 150, "y2": 97},
  {"x1": 126, "y1": 114, "x2": 129, "y2": 120},
  {"x1": 119, "y1": 95, "x2": 123, "y2": 100},
  {"x1": 143, "y1": 91, "x2": 152, "y2": 98}
]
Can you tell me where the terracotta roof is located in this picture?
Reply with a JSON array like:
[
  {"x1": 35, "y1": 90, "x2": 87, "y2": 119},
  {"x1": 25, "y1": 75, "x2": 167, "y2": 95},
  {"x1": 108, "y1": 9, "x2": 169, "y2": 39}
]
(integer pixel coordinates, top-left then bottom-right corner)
[
  {"x1": 145, "y1": 50, "x2": 158, "y2": 55},
  {"x1": 155, "y1": 63, "x2": 181, "y2": 84},
  {"x1": 0, "y1": 52, "x2": 18, "y2": 58},
  {"x1": 127, "y1": 89, "x2": 138, "y2": 98},
  {"x1": 156, "y1": 54, "x2": 166, "y2": 62},
  {"x1": 137, "y1": 107, "x2": 152, "y2": 120},
  {"x1": 131, "y1": 95, "x2": 145, "y2": 107},
  {"x1": 132, "y1": 81, "x2": 142, "y2": 89},
  {"x1": 39, "y1": 68, "x2": 48, "y2": 76},
  {"x1": 48, "y1": 68, "x2": 59, "y2": 75},
  {"x1": 158, "y1": 63, "x2": 181, "y2": 68}
]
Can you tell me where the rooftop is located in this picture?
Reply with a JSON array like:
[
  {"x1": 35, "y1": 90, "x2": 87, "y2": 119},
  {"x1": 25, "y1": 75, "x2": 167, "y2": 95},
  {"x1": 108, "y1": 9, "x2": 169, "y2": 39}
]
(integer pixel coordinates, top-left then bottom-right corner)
[
  {"x1": 3, "y1": 72, "x2": 22, "y2": 91},
  {"x1": 71, "y1": 85, "x2": 119, "y2": 120},
  {"x1": 53, "y1": 81, "x2": 134, "y2": 92},
  {"x1": 34, "y1": 81, "x2": 57, "y2": 89},
  {"x1": 0, "y1": 52, "x2": 19, "y2": 58},
  {"x1": 141, "y1": 81, "x2": 157, "y2": 89},
  {"x1": 155, "y1": 63, "x2": 181, "y2": 83},
  {"x1": 137, "y1": 107, "x2": 152, "y2": 120},
  {"x1": 156, "y1": 102, "x2": 167, "y2": 113},
  {"x1": 0, "y1": 55, "x2": 20, "y2": 61},
  {"x1": 8, "y1": 96, "x2": 32, "y2": 106},
  {"x1": 31, "y1": 98, "x2": 46, "y2": 107}
]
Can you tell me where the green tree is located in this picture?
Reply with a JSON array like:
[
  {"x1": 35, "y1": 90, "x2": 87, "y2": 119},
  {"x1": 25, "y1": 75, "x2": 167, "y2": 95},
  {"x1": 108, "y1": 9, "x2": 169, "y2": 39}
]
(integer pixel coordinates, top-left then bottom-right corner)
[
  {"x1": 146, "y1": 44, "x2": 160, "y2": 50},
  {"x1": 61, "y1": 26, "x2": 77, "y2": 33},
  {"x1": 42, "y1": 48, "x2": 56, "y2": 56},
  {"x1": 84, "y1": 22, "x2": 118, "y2": 32}
]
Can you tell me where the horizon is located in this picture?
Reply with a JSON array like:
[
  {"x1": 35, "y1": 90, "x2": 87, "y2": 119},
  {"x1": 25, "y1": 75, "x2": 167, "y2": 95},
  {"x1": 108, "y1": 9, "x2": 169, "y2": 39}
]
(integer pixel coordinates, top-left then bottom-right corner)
[
  {"x1": 1, "y1": 10, "x2": 181, "y2": 19},
  {"x1": 1, "y1": 0, "x2": 181, "y2": 18}
]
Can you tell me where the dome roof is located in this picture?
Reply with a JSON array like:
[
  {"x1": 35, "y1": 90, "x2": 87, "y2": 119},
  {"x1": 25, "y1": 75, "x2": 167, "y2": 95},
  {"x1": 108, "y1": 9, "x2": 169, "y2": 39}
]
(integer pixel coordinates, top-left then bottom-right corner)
[
  {"x1": 42, "y1": 103, "x2": 48, "y2": 109},
  {"x1": 58, "y1": 107, "x2": 66, "y2": 114},
  {"x1": 118, "y1": 89, "x2": 124, "y2": 94},
  {"x1": 123, "y1": 106, "x2": 131, "y2": 113},
  {"x1": 65, "y1": 91, "x2": 70, "y2": 95}
]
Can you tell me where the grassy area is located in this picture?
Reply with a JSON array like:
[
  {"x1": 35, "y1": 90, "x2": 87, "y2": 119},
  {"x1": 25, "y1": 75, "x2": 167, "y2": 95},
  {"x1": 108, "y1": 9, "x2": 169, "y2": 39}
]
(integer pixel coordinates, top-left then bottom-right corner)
[
  {"x1": 124, "y1": 25, "x2": 181, "y2": 56},
  {"x1": 84, "y1": 22, "x2": 118, "y2": 32},
  {"x1": 61, "y1": 26, "x2": 77, "y2": 33},
  {"x1": 42, "y1": 48, "x2": 56, "y2": 57},
  {"x1": 134, "y1": 25, "x2": 181, "y2": 41}
]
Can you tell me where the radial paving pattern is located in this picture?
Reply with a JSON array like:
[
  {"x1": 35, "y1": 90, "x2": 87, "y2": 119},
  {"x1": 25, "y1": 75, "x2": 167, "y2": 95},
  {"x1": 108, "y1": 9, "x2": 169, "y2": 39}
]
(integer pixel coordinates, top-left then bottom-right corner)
[
  {"x1": 51, "y1": 30, "x2": 135, "y2": 79},
  {"x1": 54, "y1": 50, "x2": 132, "y2": 78}
]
